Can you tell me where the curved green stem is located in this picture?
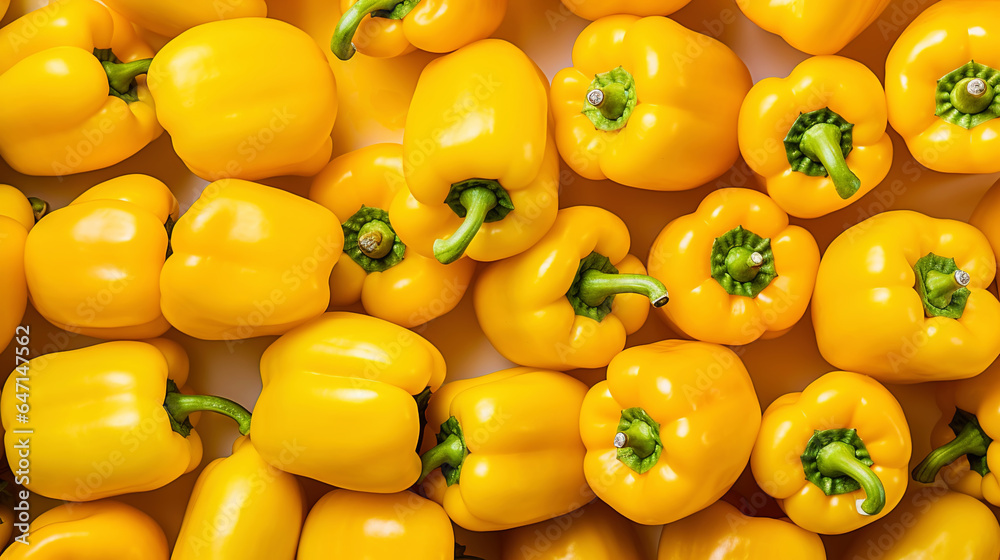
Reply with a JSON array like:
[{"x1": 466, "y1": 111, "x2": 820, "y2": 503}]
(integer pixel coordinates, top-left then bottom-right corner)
[
  {"x1": 725, "y1": 246, "x2": 763, "y2": 283},
  {"x1": 951, "y1": 77, "x2": 995, "y2": 115},
  {"x1": 587, "y1": 82, "x2": 628, "y2": 122},
  {"x1": 433, "y1": 187, "x2": 497, "y2": 264},
  {"x1": 419, "y1": 432, "x2": 465, "y2": 483},
  {"x1": 578, "y1": 269, "x2": 668, "y2": 309},
  {"x1": 800, "y1": 123, "x2": 861, "y2": 200},
  {"x1": 331, "y1": 0, "x2": 402, "y2": 60},
  {"x1": 924, "y1": 268, "x2": 971, "y2": 310},
  {"x1": 357, "y1": 220, "x2": 396, "y2": 259},
  {"x1": 101, "y1": 56, "x2": 152, "y2": 103},
  {"x1": 912, "y1": 420, "x2": 991, "y2": 484},
  {"x1": 816, "y1": 441, "x2": 885, "y2": 515},
  {"x1": 163, "y1": 391, "x2": 252, "y2": 436},
  {"x1": 614, "y1": 421, "x2": 657, "y2": 459},
  {"x1": 28, "y1": 197, "x2": 48, "y2": 222}
]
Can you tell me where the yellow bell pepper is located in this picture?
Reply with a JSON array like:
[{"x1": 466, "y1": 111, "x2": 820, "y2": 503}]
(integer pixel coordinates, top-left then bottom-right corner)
[
  {"x1": 580, "y1": 341, "x2": 761, "y2": 525},
  {"x1": 500, "y1": 501, "x2": 644, "y2": 560},
  {"x1": 309, "y1": 144, "x2": 476, "y2": 328},
  {"x1": 0, "y1": 338, "x2": 251, "y2": 502},
  {"x1": 647, "y1": 188, "x2": 820, "y2": 346},
  {"x1": 738, "y1": 56, "x2": 893, "y2": 219},
  {"x1": 971, "y1": 178, "x2": 1000, "y2": 266},
  {"x1": 101, "y1": 0, "x2": 266, "y2": 38},
  {"x1": 885, "y1": 0, "x2": 1000, "y2": 174},
  {"x1": 0, "y1": 0, "x2": 161, "y2": 176},
  {"x1": 147, "y1": 18, "x2": 337, "y2": 181},
  {"x1": 173, "y1": 436, "x2": 304, "y2": 560},
  {"x1": 474, "y1": 206, "x2": 667, "y2": 371},
  {"x1": 298, "y1": 490, "x2": 476, "y2": 560},
  {"x1": 0, "y1": 186, "x2": 44, "y2": 353},
  {"x1": 0, "y1": 500, "x2": 168, "y2": 559},
  {"x1": 750, "y1": 371, "x2": 911, "y2": 535},
  {"x1": 812, "y1": 210, "x2": 1000, "y2": 383},
  {"x1": 736, "y1": 0, "x2": 890, "y2": 55},
  {"x1": 389, "y1": 39, "x2": 559, "y2": 264},
  {"x1": 657, "y1": 501, "x2": 826, "y2": 559},
  {"x1": 842, "y1": 488, "x2": 1000, "y2": 560},
  {"x1": 550, "y1": 15, "x2": 751, "y2": 191},
  {"x1": 251, "y1": 312, "x2": 445, "y2": 493},
  {"x1": 559, "y1": 0, "x2": 691, "y2": 21},
  {"x1": 24, "y1": 174, "x2": 177, "y2": 340},
  {"x1": 419, "y1": 367, "x2": 591, "y2": 531},
  {"x1": 332, "y1": 0, "x2": 505, "y2": 60},
  {"x1": 160, "y1": 179, "x2": 341, "y2": 341}
]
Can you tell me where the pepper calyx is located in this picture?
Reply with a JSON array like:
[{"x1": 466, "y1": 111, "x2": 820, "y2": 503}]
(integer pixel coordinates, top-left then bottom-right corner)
[
  {"x1": 582, "y1": 66, "x2": 638, "y2": 132},
  {"x1": 94, "y1": 48, "x2": 151, "y2": 104},
  {"x1": 330, "y1": 0, "x2": 422, "y2": 60},
  {"x1": 419, "y1": 416, "x2": 467, "y2": 486},
  {"x1": 162, "y1": 379, "x2": 253, "y2": 438},
  {"x1": 912, "y1": 408, "x2": 992, "y2": 483},
  {"x1": 913, "y1": 253, "x2": 971, "y2": 319},
  {"x1": 433, "y1": 180, "x2": 513, "y2": 264},
  {"x1": 936, "y1": 61, "x2": 1000, "y2": 129},
  {"x1": 343, "y1": 205, "x2": 406, "y2": 273},
  {"x1": 785, "y1": 107, "x2": 857, "y2": 199},
  {"x1": 710, "y1": 226, "x2": 776, "y2": 298},
  {"x1": 614, "y1": 407, "x2": 663, "y2": 474}
]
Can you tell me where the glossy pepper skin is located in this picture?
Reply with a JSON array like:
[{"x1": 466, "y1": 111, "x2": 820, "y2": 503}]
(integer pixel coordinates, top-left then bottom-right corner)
[
  {"x1": 550, "y1": 15, "x2": 751, "y2": 191},
  {"x1": 501, "y1": 501, "x2": 644, "y2": 560},
  {"x1": 738, "y1": 56, "x2": 893, "y2": 219},
  {"x1": 0, "y1": 0, "x2": 161, "y2": 176},
  {"x1": 420, "y1": 368, "x2": 591, "y2": 531},
  {"x1": 885, "y1": 0, "x2": 1000, "y2": 174},
  {"x1": 147, "y1": 18, "x2": 337, "y2": 181},
  {"x1": 812, "y1": 210, "x2": 1000, "y2": 383},
  {"x1": 580, "y1": 341, "x2": 761, "y2": 525},
  {"x1": 309, "y1": 144, "x2": 476, "y2": 328},
  {"x1": 750, "y1": 371, "x2": 911, "y2": 535},
  {"x1": 390, "y1": 39, "x2": 559, "y2": 265},
  {"x1": 736, "y1": 0, "x2": 890, "y2": 55},
  {"x1": 24, "y1": 175, "x2": 177, "y2": 339},
  {"x1": 332, "y1": 0, "x2": 505, "y2": 60},
  {"x1": 172, "y1": 435, "x2": 303, "y2": 560},
  {"x1": 648, "y1": 188, "x2": 820, "y2": 346},
  {"x1": 160, "y1": 179, "x2": 341, "y2": 341},
  {"x1": 298, "y1": 490, "x2": 462, "y2": 560},
  {"x1": 970, "y1": 178, "x2": 1000, "y2": 266},
  {"x1": 0, "y1": 501, "x2": 168, "y2": 560},
  {"x1": 657, "y1": 501, "x2": 826, "y2": 560},
  {"x1": 251, "y1": 312, "x2": 445, "y2": 493},
  {"x1": 0, "y1": 339, "x2": 252, "y2": 502},
  {"x1": 560, "y1": 0, "x2": 691, "y2": 21},
  {"x1": 475, "y1": 206, "x2": 668, "y2": 370},
  {"x1": 842, "y1": 489, "x2": 1000, "y2": 560},
  {"x1": 101, "y1": 0, "x2": 266, "y2": 38},
  {"x1": 0, "y1": 186, "x2": 42, "y2": 352}
]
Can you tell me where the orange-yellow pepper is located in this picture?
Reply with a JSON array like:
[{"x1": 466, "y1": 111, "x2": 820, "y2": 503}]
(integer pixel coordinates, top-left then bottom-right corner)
[
  {"x1": 971, "y1": 177, "x2": 1000, "y2": 266},
  {"x1": 657, "y1": 501, "x2": 827, "y2": 559},
  {"x1": 172, "y1": 436, "x2": 304, "y2": 560},
  {"x1": 24, "y1": 175, "x2": 177, "y2": 339},
  {"x1": 147, "y1": 18, "x2": 337, "y2": 181},
  {"x1": 750, "y1": 371, "x2": 911, "y2": 535},
  {"x1": 0, "y1": 0, "x2": 161, "y2": 176},
  {"x1": 420, "y1": 367, "x2": 591, "y2": 531},
  {"x1": 559, "y1": 0, "x2": 691, "y2": 21},
  {"x1": 738, "y1": 56, "x2": 893, "y2": 219},
  {"x1": 160, "y1": 179, "x2": 341, "y2": 341},
  {"x1": 550, "y1": 15, "x2": 751, "y2": 191},
  {"x1": 251, "y1": 312, "x2": 445, "y2": 493},
  {"x1": 475, "y1": 206, "x2": 667, "y2": 371},
  {"x1": 101, "y1": 0, "x2": 267, "y2": 38},
  {"x1": 500, "y1": 501, "x2": 644, "y2": 560},
  {"x1": 0, "y1": 501, "x2": 168, "y2": 560},
  {"x1": 1, "y1": 339, "x2": 252, "y2": 502},
  {"x1": 580, "y1": 341, "x2": 761, "y2": 525},
  {"x1": 389, "y1": 39, "x2": 559, "y2": 264},
  {"x1": 0, "y1": 186, "x2": 43, "y2": 352},
  {"x1": 842, "y1": 488, "x2": 1000, "y2": 560},
  {"x1": 885, "y1": 0, "x2": 1000, "y2": 174},
  {"x1": 647, "y1": 188, "x2": 820, "y2": 346},
  {"x1": 812, "y1": 210, "x2": 1000, "y2": 383},
  {"x1": 735, "y1": 0, "x2": 891, "y2": 55},
  {"x1": 332, "y1": 0, "x2": 505, "y2": 60},
  {"x1": 309, "y1": 144, "x2": 475, "y2": 328}
]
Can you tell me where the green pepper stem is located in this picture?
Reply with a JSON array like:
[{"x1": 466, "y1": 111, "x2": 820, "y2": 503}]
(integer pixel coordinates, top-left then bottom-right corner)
[
  {"x1": 28, "y1": 197, "x2": 48, "y2": 222},
  {"x1": 578, "y1": 269, "x2": 668, "y2": 309},
  {"x1": 163, "y1": 392, "x2": 252, "y2": 436},
  {"x1": 912, "y1": 420, "x2": 990, "y2": 484},
  {"x1": 923, "y1": 268, "x2": 971, "y2": 310},
  {"x1": 800, "y1": 123, "x2": 861, "y2": 200},
  {"x1": 725, "y1": 246, "x2": 763, "y2": 283},
  {"x1": 418, "y1": 433, "x2": 465, "y2": 483},
  {"x1": 952, "y1": 77, "x2": 995, "y2": 115},
  {"x1": 816, "y1": 441, "x2": 885, "y2": 515},
  {"x1": 102, "y1": 58, "x2": 152, "y2": 102},
  {"x1": 614, "y1": 421, "x2": 657, "y2": 459},
  {"x1": 331, "y1": 0, "x2": 402, "y2": 60},
  {"x1": 587, "y1": 82, "x2": 628, "y2": 122},
  {"x1": 433, "y1": 187, "x2": 497, "y2": 265},
  {"x1": 357, "y1": 220, "x2": 396, "y2": 259}
]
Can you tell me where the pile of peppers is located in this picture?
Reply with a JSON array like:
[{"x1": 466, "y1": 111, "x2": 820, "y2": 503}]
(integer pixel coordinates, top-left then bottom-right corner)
[{"x1": 4, "y1": 0, "x2": 1000, "y2": 558}]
